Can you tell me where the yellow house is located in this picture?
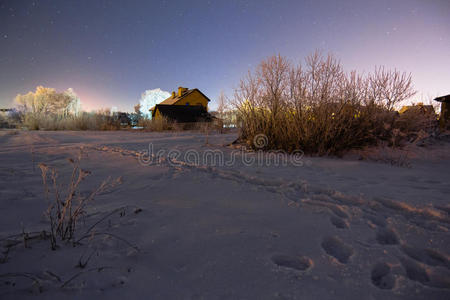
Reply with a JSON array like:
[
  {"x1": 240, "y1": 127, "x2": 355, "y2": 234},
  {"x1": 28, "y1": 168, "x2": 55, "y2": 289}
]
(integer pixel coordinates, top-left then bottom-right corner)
[
  {"x1": 398, "y1": 102, "x2": 435, "y2": 116},
  {"x1": 150, "y1": 86, "x2": 211, "y2": 120}
]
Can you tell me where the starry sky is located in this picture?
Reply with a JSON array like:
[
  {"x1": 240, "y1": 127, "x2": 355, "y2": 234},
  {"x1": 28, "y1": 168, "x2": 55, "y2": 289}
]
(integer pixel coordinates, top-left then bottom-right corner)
[{"x1": 1, "y1": 0, "x2": 449, "y2": 112}]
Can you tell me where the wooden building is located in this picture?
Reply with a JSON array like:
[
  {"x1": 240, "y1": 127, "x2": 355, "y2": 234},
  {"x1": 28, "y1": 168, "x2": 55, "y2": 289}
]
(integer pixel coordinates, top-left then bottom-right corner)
[
  {"x1": 150, "y1": 87, "x2": 211, "y2": 122},
  {"x1": 434, "y1": 94, "x2": 450, "y2": 129}
]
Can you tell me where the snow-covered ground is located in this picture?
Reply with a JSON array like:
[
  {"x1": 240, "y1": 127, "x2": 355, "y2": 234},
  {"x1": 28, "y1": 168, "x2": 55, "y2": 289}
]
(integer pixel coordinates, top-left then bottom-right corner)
[{"x1": 0, "y1": 130, "x2": 449, "y2": 299}]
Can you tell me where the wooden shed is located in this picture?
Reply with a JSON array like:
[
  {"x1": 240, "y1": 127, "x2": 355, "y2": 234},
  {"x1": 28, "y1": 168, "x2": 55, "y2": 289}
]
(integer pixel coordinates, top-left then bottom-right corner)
[{"x1": 434, "y1": 94, "x2": 450, "y2": 129}]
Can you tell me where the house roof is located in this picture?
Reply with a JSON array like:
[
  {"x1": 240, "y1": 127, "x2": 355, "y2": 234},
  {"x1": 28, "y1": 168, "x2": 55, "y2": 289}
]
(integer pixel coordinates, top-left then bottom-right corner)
[
  {"x1": 399, "y1": 104, "x2": 435, "y2": 114},
  {"x1": 150, "y1": 88, "x2": 211, "y2": 111},
  {"x1": 152, "y1": 104, "x2": 211, "y2": 122},
  {"x1": 434, "y1": 94, "x2": 450, "y2": 103}
]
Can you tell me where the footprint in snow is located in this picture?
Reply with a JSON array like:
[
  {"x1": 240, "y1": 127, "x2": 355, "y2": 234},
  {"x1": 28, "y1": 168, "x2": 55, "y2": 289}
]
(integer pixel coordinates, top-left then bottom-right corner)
[
  {"x1": 271, "y1": 254, "x2": 313, "y2": 271},
  {"x1": 375, "y1": 228, "x2": 399, "y2": 245},
  {"x1": 371, "y1": 262, "x2": 396, "y2": 290},
  {"x1": 321, "y1": 236, "x2": 354, "y2": 264},
  {"x1": 330, "y1": 215, "x2": 349, "y2": 229}
]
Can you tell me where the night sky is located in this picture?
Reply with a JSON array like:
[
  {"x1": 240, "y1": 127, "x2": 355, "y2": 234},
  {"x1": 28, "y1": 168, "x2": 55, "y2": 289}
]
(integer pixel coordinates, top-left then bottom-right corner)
[{"x1": 1, "y1": 0, "x2": 449, "y2": 111}]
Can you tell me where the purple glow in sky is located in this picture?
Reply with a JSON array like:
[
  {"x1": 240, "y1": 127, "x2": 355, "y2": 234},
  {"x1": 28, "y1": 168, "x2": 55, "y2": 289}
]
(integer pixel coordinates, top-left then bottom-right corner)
[{"x1": 1, "y1": 0, "x2": 449, "y2": 111}]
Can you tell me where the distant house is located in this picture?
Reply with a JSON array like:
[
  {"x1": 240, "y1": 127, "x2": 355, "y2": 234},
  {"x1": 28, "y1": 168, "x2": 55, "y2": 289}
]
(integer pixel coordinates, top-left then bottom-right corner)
[
  {"x1": 398, "y1": 102, "x2": 435, "y2": 115},
  {"x1": 150, "y1": 87, "x2": 211, "y2": 122},
  {"x1": 117, "y1": 112, "x2": 131, "y2": 126},
  {"x1": 0, "y1": 108, "x2": 12, "y2": 120},
  {"x1": 0, "y1": 108, "x2": 13, "y2": 128},
  {"x1": 0, "y1": 108, "x2": 12, "y2": 115},
  {"x1": 434, "y1": 94, "x2": 450, "y2": 129}
]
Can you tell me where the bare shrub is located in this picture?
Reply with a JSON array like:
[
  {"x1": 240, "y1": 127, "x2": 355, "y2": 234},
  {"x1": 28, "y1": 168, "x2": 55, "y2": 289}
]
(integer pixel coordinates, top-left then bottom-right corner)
[
  {"x1": 368, "y1": 67, "x2": 416, "y2": 111},
  {"x1": 395, "y1": 105, "x2": 438, "y2": 142},
  {"x1": 19, "y1": 110, "x2": 122, "y2": 131},
  {"x1": 38, "y1": 151, "x2": 121, "y2": 249},
  {"x1": 0, "y1": 114, "x2": 7, "y2": 129},
  {"x1": 216, "y1": 90, "x2": 229, "y2": 120},
  {"x1": 233, "y1": 51, "x2": 419, "y2": 155},
  {"x1": 138, "y1": 117, "x2": 217, "y2": 132},
  {"x1": 138, "y1": 116, "x2": 173, "y2": 131},
  {"x1": 355, "y1": 143, "x2": 412, "y2": 167}
]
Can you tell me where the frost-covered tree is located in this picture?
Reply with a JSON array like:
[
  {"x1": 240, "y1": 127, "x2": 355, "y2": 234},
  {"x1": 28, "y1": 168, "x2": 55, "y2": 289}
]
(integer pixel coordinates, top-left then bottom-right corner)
[
  {"x1": 216, "y1": 90, "x2": 229, "y2": 119},
  {"x1": 14, "y1": 86, "x2": 81, "y2": 116},
  {"x1": 138, "y1": 88, "x2": 170, "y2": 119},
  {"x1": 63, "y1": 88, "x2": 81, "y2": 116}
]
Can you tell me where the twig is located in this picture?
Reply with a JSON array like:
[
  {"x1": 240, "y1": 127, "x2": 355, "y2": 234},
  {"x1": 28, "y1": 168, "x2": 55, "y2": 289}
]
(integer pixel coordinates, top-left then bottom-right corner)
[
  {"x1": 60, "y1": 266, "x2": 113, "y2": 288},
  {"x1": 81, "y1": 206, "x2": 127, "y2": 238},
  {"x1": 0, "y1": 272, "x2": 43, "y2": 285},
  {"x1": 77, "y1": 249, "x2": 96, "y2": 269},
  {"x1": 44, "y1": 270, "x2": 61, "y2": 282},
  {"x1": 76, "y1": 232, "x2": 139, "y2": 251},
  {"x1": 0, "y1": 230, "x2": 47, "y2": 242}
]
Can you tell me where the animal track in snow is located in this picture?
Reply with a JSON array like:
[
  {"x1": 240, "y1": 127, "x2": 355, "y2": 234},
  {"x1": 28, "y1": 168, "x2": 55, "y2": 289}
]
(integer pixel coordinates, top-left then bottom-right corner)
[
  {"x1": 400, "y1": 245, "x2": 449, "y2": 269},
  {"x1": 398, "y1": 257, "x2": 450, "y2": 289},
  {"x1": 321, "y1": 236, "x2": 353, "y2": 264},
  {"x1": 371, "y1": 262, "x2": 396, "y2": 290},
  {"x1": 375, "y1": 228, "x2": 399, "y2": 245},
  {"x1": 330, "y1": 215, "x2": 349, "y2": 229},
  {"x1": 400, "y1": 258, "x2": 430, "y2": 285},
  {"x1": 435, "y1": 204, "x2": 450, "y2": 214},
  {"x1": 364, "y1": 213, "x2": 387, "y2": 228}
]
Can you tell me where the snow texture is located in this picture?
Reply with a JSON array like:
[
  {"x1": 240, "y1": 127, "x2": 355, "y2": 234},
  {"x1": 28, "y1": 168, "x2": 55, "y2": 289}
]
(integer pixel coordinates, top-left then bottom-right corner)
[{"x1": 0, "y1": 130, "x2": 449, "y2": 299}]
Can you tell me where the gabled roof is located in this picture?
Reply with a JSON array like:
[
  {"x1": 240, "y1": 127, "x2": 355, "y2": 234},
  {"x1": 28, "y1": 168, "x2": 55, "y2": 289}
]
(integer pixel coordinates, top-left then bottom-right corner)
[
  {"x1": 159, "y1": 88, "x2": 211, "y2": 106},
  {"x1": 434, "y1": 94, "x2": 450, "y2": 103},
  {"x1": 399, "y1": 104, "x2": 435, "y2": 114},
  {"x1": 152, "y1": 104, "x2": 211, "y2": 122},
  {"x1": 149, "y1": 88, "x2": 212, "y2": 112}
]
